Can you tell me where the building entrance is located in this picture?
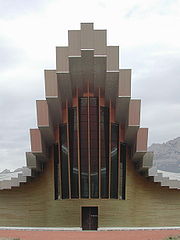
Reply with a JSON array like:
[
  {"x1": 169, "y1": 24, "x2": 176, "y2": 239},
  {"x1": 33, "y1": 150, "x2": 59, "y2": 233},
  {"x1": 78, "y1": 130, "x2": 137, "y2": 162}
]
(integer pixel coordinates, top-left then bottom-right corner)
[{"x1": 82, "y1": 207, "x2": 98, "y2": 230}]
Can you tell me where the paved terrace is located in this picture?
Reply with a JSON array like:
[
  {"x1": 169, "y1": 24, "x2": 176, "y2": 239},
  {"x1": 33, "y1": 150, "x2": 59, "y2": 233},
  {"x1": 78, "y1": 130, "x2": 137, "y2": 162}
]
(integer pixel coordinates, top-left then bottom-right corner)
[{"x1": 0, "y1": 229, "x2": 180, "y2": 240}]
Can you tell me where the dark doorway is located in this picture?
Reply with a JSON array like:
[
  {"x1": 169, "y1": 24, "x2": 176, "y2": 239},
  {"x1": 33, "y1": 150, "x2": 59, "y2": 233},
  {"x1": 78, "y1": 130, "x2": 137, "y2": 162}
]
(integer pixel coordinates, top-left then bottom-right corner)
[{"x1": 82, "y1": 207, "x2": 98, "y2": 230}]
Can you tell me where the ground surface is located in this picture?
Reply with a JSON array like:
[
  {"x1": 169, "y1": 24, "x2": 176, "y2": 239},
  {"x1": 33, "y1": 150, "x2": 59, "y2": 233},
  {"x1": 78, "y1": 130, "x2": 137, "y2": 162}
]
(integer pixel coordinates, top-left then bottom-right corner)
[{"x1": 0, "y1": 229, "x2": 180, "y2": 240}]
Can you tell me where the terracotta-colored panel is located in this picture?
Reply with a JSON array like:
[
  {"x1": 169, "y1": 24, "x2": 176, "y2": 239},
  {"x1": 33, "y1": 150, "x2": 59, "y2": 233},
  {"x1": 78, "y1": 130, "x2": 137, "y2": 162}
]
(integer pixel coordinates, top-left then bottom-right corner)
[
  {"x1": 44, "y1": 70, "x2": 58, "y2": 97},
  {"x1": 72, "y1": 95, "x2": 78, "y2": 107},
  {"x1": 136, "y1": 128, "x2": 148, "y2": 152},
  {"x1": 62, "y1": 107, "x2": 68, "y2": 124},
  {"x1": 120, "y1": 124, "x2": 125, "y2": 142},
  {"x1": 54, "y1": 126, "x2": 59, "y2": 142},
  {"x1": 30, "y1": 129, "x2": 42, "y2": 153},
  {"x1": 119, "y1": 69, "x2": 131, "y2": 97},
  {"x1": 36, "y1": 100, "x2": 49, "y2": 127},
  {"x1": 128, "y1": 100, "x2": 141, "y2": 126}
]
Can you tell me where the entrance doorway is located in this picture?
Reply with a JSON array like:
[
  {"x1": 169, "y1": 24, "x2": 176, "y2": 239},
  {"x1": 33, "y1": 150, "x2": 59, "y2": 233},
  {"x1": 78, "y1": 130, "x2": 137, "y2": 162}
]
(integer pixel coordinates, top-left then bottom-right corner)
[{"x1": 81, "y1": 207, "x2": 98, "y2": 230}]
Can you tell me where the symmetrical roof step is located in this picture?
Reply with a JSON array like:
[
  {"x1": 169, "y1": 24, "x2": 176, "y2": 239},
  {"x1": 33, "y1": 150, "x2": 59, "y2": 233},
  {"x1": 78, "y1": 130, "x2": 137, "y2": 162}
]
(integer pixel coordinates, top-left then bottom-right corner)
[
  {"x1": 0, "y1": 167, "x2": 32, "y2": 190},
  {"x1": 149, "y1": 167, "x2": 180, "y2": 189}
]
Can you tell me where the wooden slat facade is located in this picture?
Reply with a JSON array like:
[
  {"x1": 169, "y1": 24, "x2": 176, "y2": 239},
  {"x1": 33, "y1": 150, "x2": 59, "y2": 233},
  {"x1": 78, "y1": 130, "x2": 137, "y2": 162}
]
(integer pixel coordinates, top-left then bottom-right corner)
[{"x1": 1, "y1": 149, "x2": 180, "y2": 227}]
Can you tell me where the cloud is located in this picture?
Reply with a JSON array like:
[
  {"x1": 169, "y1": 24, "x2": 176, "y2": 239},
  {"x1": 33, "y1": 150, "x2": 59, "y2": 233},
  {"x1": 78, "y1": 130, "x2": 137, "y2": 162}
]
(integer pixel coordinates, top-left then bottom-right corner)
[
  {"x1": 0, "y1": 0, "x2": 51, "y2": 19},
  {"x1": 0, "y1": 37, "x2": 26, "y2": 71},
  {"x1": 124, "y1": 0, "x2": 180, "y2": 18}
]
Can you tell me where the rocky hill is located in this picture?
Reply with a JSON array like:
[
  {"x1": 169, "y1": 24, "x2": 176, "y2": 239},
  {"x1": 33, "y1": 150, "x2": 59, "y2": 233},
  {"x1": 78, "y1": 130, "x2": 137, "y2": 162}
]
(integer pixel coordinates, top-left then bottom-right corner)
[{"x1": 148, "y1": 137, "x2": 180, "y2": 173}]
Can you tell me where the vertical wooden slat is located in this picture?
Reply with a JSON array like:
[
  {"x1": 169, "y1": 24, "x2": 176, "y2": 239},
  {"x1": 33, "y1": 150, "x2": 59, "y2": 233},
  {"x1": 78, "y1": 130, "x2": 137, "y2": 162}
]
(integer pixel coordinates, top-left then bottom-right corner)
[
  {"x1": 88, "y1": 82, "x2": 91, "y2": 198},
  {"x1": 66, "y1": 100, "x2": 71, "y2": 199},
  {"x1": 98, "y1": 88, "x2": 101, "y2": 198},
  {"x1": 58, "y1": 126, "x2": 62, "y2": 199},
  {"x1": 76, "y1": 88, "x2": 81, "y2": 198},
  {"x1": 118, "y1": 126, "x2": 121, "y2": 199},
  {"x1": 108, "y1": 100, "x2": 111, "y2": 198}
]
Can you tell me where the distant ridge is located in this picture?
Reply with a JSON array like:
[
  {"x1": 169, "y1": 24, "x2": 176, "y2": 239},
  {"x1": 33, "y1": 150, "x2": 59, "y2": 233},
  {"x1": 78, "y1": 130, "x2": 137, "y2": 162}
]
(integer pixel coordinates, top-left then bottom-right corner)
[{"x1": 148, "y1": 137, "x2": 180, "y2": 173}]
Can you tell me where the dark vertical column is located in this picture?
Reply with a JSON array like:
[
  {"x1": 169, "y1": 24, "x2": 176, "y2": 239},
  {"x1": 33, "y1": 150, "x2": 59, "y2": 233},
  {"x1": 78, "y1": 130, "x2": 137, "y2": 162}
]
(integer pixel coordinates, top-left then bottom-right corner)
[
  {"x1": 120, "y1": 143, "x2": 126, "y2": 200},
  {"x1": 118, "y1": 127, "x2": 121, "y2": 199},
  {"x1": 89, "y1": 97, "x2": 99, "y2": 198},
  {"x1": 66, "y1": 101, "x2": 71, "y2": 198},
  {"x1": 60, "y1": 124, "x2": 69, "y2": 199},
  {"x1": 87, "y1": 88, "x2": 91, "y2": 198},
  {"x1": 79, "y1": 97, "x2": 89, "y2": 198},
  {"x1": 69, "y1": 107, "x2": 79, "y2": 198},
  {"x1": 54, "y1": 143, "x2": 59, "y2": 200},
  {"x1": 58, "y1": 127, "x2": 62, "y2": 199},
  {"x1": 108, "y1": 101, "x2": 111, "y2": 198},
  {"x1": 77, "y1": 89, "x2": 81, "y2": 198},
  {"x1": 100, "y1": 106, "x2": 109, "y2": 198},
  {"x1": 98, "y1": 89, "x2": 101, "y2": 199},
  {"x1": 110, "y1": 123, "x2": 119, "y2": 199}
]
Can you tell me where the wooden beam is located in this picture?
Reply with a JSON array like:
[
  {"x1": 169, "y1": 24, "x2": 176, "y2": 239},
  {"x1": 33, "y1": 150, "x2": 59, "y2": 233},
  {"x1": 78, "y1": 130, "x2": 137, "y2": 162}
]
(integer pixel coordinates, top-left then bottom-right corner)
[
  {"x1": 98, "y1": 88, "x2": 101, "y2": 198},
  {"x1": 76, "y1": 88, "x2": 81, "y2": 198},
  {"x1": 66, "y1": 100, "x2": 71, "y2": 199},
  {"x1": 88, "y1": 82, "x2": 91, "y2": 198},
  {"x1": 108, "y1": 100, "x2": 112, "y2": 198}
]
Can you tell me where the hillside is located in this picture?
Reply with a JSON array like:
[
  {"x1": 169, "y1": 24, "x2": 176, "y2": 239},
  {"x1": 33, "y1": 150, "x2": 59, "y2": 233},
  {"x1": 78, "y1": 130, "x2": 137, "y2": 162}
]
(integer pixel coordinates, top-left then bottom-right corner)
[{"x1": 148, "y1": 137, "x2": 180, "y2": 173}]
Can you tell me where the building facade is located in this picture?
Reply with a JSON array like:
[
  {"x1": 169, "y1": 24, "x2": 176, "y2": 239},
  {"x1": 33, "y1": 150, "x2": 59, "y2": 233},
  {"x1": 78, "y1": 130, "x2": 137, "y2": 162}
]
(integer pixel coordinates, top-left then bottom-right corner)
[{"x1": 0, "y1": 23, "x2": 180, "y2": 229}]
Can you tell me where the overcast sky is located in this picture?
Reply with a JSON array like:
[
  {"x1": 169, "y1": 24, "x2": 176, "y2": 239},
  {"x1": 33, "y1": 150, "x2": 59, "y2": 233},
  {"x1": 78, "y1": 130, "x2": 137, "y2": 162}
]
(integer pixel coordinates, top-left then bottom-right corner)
[{"x1": 0, "y1": 0, "x2": 180, "y2": 171}]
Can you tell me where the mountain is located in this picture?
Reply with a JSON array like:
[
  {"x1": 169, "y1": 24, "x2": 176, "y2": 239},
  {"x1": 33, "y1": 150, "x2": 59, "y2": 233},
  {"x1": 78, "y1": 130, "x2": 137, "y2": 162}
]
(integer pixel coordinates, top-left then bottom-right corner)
[{"x1": 148, "y1": 137, "x2": 180, "y2": 173}]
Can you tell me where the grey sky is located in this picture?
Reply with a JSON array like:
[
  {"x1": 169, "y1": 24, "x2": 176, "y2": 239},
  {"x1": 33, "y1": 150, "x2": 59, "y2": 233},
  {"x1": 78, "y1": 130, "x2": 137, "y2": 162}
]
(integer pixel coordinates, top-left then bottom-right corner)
[{"x1": 0, "y1": 0, "x2": 180, "y2": 171}]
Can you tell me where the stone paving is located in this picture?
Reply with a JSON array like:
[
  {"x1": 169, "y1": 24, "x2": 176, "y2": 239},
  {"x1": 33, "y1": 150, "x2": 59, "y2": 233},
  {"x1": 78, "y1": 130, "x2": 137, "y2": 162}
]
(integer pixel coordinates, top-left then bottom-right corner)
[{"x1": 0, "y1": 230, "x2": 180, "y2": 240}]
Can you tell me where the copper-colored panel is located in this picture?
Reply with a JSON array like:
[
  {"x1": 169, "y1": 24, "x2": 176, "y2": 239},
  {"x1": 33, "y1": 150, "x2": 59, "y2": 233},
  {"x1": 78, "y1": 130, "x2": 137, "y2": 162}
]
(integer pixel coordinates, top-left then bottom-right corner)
[
  {"x1": 62, "y1": 106, "x2": 67, "y2": 124},
  {"x1": 119, "y1": 69, "x2": 131, "y2": 97},
  {"x1": 36, "y1": 100, "x2": 49, "y2": 127},
  {"x1": 100, "y1": 93, "x2": 105, "y2": 106},
  {"x1": 56, "y1": 47, "x2": 69, "y2": 71},
  {"x1": 68, "y1": 30, "x2": 81, "y2": 56},
  {"x1": 136, "y1": 128, "x2": 148, "y2": 152},
  {"x1": 72, "y1": 96, "x2": 78, "y2": 107},
  {"x1": 107, "y1": 46, "x2": 119, "y2": 71},
  {"x1": 120, "y1": 124, "x2": 125, "y2": 142},
  {"x1": 44, "y1": 70, "x2": 58, "y2": 97},
  {"x1": 30, "y1": 129, "x2": 42, "y2": 153},
  {"x1": 128, "y1": 99, "x2": 141, "y2": 126}
]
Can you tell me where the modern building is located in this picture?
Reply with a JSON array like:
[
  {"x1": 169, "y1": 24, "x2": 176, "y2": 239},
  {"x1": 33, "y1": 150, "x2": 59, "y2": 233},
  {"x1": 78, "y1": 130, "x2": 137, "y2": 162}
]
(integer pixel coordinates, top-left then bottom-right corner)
[{"x1": 0, "y1": 23, "x2": 180, "y2": 230}]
